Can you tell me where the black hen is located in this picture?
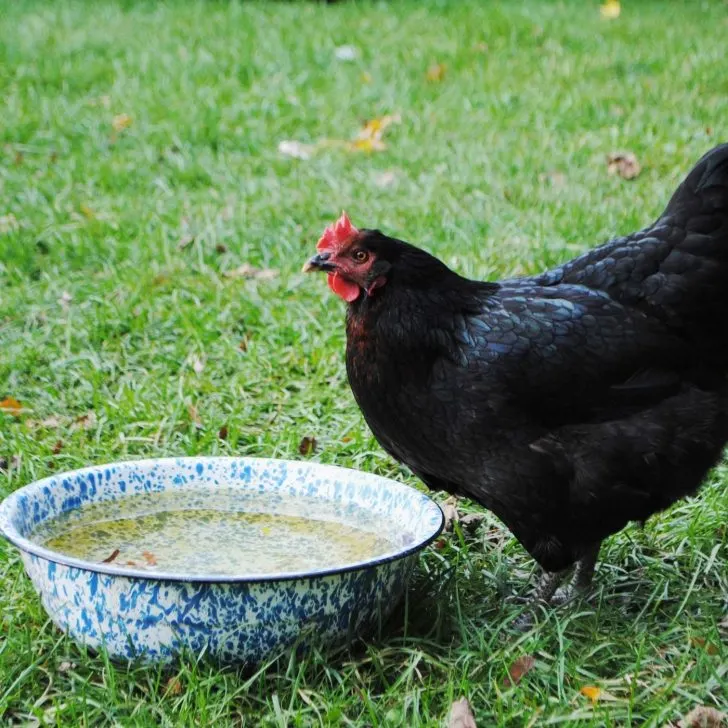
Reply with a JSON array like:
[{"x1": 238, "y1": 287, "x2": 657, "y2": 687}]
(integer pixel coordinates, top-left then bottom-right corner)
[{"x1": 304, "y1": 144, "x2": 728, "y2": 601}]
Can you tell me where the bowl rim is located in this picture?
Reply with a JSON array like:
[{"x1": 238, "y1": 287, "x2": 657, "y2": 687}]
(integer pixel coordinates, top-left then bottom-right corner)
[{"x1": 0, "y1": 456, "x2": 445, "y2": 583}]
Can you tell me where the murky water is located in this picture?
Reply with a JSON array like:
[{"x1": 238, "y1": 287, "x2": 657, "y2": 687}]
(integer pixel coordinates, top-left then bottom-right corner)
[{"x1": 32, "y1": 489, "x2": 401, "y2": 576}]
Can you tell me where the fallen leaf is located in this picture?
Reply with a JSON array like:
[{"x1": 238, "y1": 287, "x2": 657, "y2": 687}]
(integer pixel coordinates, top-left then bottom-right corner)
[
  {"x1": 447, "y1": 697, "x2": 477, "y2": 728},
  {"x1": 52, "y1": 440, "x2": 63, "y2": 455},
  {"x1": 600, "y1": 0, "x2": 621, "y2": 19},
  {"x1": 299, "y1": 436, "x2": 317, "y2": 456},
  {"x1": 278, "y1": 140, "x2": 316, "y2": 160},
  {"x1": 0, "y1": 214, "x2": 20, "y2": 234},
  {"x1": 439, "y1": 496, "x2": 460, "y2": 531},
  {"x1": 59, "y1": 291, "x2": 73, "y2": 310},
  {"x1": 607, "y1": 152, "x2": 641, "y2": 180},
  {"x1": 374, "y1": 170, "x2": 398, "y2": 188},
  {"x1": 112, "y1": 113, "x2": 133, "y2": 132},
  {"x1": 238, "y1": 336, "x2": 250, "y2": 352},
  {"x1": 188, "y1": 404, "x2": 202, "y2": 426},
  {"x1": 101, "y1": 548, "x2": 120, "y2": 564},
  {"x1": 26, "y1": 415, "x2": 66, "y2": 429},
  {"x1": 191, "y1": 356, "x2": 205, "y2": 374},
  {"x1": 223, "y1": 264, "x2": 279, "y2": 280},
  {"x1": 165, "y1": 676, "x2": 183, "y2": 696},
  {"x1": 678, "y1": 706, "x2": 726, "y2": 728},
  {"x1": 71, "y1": 412, "x2": 97, "y2": 431},
  {"x1": 0, "y1": 397, "x2": 23, "y2": 416},
  {"x1": 691, "y1": 637, "x2": 719, "y2": 656},
  {"x1": 504, "y1": 655, "x2": 536, "y2": 686},
  {"x1": 580, "y1": 686, "x2": 602, "y2": 703},
  {"x1": 125, "y1": 560, "x2": 139, "y2": 567},
  {"x1": 347, "y1": 114, "x2": 401, "y2": 153},
  {"x1": 218, "y1": 425, "x2": 229, "y2": 441},
  {"x1": 177, "y1": 234, "x2": 195, "y2": 250},
  {"x1": 433, "y1": 538, "x2": 446, "y2": 550},
  {"x1": 426, "y1": 63, "x2": 446, "y2": 82},
  {"x1": 142, "y1": 551, "x2": 157, "y2": 566},
  {"x1": 79, "y1": 203, "x2": 95, "y2": 220},
  {"x1": 341, "y1": 435, "x2": 352, "y2": 443},
  {"x1": 539, "y1": 171, "x2": 566, "y2": 188},
  {"x1": 334, "y1": 45, "x2": 358, "y2": 61}
]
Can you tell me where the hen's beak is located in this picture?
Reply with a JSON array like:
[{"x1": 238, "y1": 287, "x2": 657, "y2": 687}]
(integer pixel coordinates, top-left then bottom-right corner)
[{"x1": 302, "y1": 252, "x2": 333, "y2": 273}]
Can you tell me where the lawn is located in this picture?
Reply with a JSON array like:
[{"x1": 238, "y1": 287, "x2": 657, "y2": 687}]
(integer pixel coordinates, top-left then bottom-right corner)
[{"x1": 1, "y1": 0, "x2": 727, "y2": 724}]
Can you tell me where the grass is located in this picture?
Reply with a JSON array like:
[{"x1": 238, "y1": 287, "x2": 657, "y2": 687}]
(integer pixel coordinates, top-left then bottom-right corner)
[{"x1": 1, "y1": 0, "x2": 727, "y2": 724}]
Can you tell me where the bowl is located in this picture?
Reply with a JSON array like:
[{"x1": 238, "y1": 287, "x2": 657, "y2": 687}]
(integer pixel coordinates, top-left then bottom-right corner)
[{"x1": 0, "y1": 457, "x2": 444, "y2": 664}]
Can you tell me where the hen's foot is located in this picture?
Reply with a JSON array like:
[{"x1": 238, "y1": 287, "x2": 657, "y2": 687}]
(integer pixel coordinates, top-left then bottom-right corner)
[{"x1": 540, "y1": 544, "x2": 601, "y2": 605}]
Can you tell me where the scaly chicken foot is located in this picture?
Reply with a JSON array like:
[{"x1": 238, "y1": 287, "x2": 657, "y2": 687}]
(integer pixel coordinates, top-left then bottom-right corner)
[{"x1": 536, "y1": 543, "x2": 601, "y2": 605}]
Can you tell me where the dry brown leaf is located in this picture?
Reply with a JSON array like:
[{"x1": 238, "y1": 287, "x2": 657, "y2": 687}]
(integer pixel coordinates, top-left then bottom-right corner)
[
  {"x1": 678, "y1": 706, "x2": 726, "y2": 728},
  {"x1": 52, "y1": 440, "x2": 63, "y2": 455},
  {"x1": 299, "y1": 436, "x2": 317, "y2": 456},
  {"x1": 439, "y1": 496, "x2": 460, "y2": 531},
  {"x1": 26, "y1": 415, "x2": 66, "y2": 429},
  {"x1": 218, "y1": 425, "x2": 229, "y2": 441},
  {"x1": 188, "y1": 404, "x2": 202, "y2": 426},
  {"x1": 426, "y1": 63, "x2": 446, "y2": 82},
  {"x1": 165, "y1": 676, "x2": 184, "y2": 696},
  {"x1": 607, "y1": 152, "x2": 641, "y2": 180},
  {"x1": 600, "y1": 0, "x2": 621, "y2": 19},
  {"x1": 0, "y1": 397, "x2": 23, "y2": 416},
  {"x1": 374, "y1": 170, "x2": 398, "y2": 188},
  {"x1": 447, "y1": 697, "x2": 477, "y2": 728},
  {"x1": 504, "y1": 655, "x2": 536, "y2": 686},
  {"x1": 0, "y1": 213, "x2": 20, "y2": 234},
  {"x1": 691, "y1": 637, "x2": 719, "y2": 655},
  {"x1": 224, "y1": 264, "x2": 279, "y2": 280},
  {"x1": 72, "y1": 412, "x2": 97, "y2": 431},
  {"x1": 112, "y1": 113, "x2": 133, "y2": 132},
  {"x1": 101, "y1": 548, "x2": 120, "y2": 564},
  {"x1": 142, "y1": 551, "x2": 158, "y2": 566}
]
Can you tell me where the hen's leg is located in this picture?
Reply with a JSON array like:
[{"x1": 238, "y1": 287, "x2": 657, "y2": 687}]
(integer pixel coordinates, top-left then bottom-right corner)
[
  {"x1": 551, "y1": 542, "x2": 601, "y2": 604},
  {"x1": 534, "y1": 569, "x2": 570, "y2": 602}
]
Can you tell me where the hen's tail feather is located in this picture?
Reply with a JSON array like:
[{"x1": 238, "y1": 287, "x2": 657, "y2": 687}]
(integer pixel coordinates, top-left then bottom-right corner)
[{"x1": 547, "y1": 145, "x2": 728, "y2": 359}]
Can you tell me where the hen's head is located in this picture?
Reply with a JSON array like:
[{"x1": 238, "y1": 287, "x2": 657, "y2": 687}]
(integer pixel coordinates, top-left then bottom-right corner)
[{"x1": 302, "y1": 212, "x2": 395, "y2": 303}]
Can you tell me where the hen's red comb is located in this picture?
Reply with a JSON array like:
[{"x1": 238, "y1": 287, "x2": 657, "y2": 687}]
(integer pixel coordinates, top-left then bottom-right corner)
[{"x1": 317, "y1": 211, "x2": 358, "y2": 253}]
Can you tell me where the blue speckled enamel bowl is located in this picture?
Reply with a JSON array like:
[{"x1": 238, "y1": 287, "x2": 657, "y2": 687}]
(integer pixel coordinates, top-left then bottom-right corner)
[{"x1": 0, "y1": 457, "x2": 444, "y2": 664}]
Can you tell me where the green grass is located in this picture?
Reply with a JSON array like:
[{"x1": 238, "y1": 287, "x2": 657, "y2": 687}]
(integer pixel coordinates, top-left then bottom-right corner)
[{"x1": 1, "y1": 0, "x2": 727, "y2": 724}]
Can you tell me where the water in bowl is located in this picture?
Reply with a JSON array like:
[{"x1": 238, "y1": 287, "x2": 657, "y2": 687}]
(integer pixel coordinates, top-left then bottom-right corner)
[{"x1": 31, "y1": 488, "x2": 404, "y2": 576}]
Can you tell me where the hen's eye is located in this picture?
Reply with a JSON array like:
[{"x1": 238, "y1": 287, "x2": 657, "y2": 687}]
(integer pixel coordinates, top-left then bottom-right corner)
[{"x1": 353, "y1": 250, "x2": 369, "y2": 263}]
